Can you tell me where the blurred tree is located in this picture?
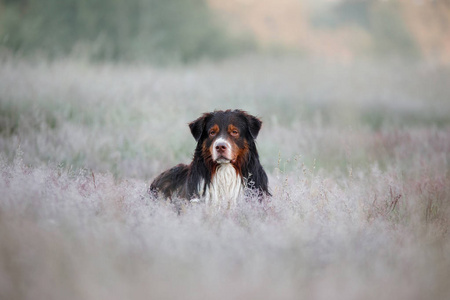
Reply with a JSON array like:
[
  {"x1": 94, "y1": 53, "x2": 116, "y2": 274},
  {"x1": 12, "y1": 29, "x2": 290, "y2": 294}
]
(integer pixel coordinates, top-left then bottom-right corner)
[
  {"x1": 369, "y1": 1, "x2": 419, "y2": 58},
  {"x1": 326, "y1": 0, "x2": 419, "y2": 58},
  {"x1": 0, "y1": 0, "x2": 254, "y2": 63}
]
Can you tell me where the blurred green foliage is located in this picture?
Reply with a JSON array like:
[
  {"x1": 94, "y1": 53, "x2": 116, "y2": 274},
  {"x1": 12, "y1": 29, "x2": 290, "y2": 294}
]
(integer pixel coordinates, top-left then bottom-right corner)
[
  {"x1": 369, "y1": 1, "x2": 418, "y2": 58},
  {"x1": 312, "y1": 0, "x2": 419, "y2": 58},
  {"x1": 0, "y1": 0, "x2": 255, "y2": 63}
]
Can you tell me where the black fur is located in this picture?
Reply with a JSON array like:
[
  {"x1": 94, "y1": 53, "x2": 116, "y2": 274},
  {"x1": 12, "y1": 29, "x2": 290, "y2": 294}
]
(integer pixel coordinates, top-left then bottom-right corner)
[{"x1": 149, "y1": 110, "x2": 270, "y2": 201}]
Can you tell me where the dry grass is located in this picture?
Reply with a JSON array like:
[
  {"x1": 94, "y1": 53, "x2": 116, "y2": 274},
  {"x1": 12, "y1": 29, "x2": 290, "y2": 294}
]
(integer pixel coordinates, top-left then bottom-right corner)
[{"x1": 0, "y1": 56, "x2": 449, "y2": 299}]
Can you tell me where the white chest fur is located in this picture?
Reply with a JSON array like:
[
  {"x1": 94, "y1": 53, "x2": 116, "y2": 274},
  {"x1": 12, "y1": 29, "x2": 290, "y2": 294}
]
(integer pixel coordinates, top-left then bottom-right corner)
[{"x1": 204, "y1": 163, "x2": 242, "y2": 210}]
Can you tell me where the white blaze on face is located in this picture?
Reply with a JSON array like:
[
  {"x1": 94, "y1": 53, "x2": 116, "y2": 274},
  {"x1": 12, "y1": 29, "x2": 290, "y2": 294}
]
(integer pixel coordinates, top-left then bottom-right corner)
[{"x1": 212, "y1": 137, "x2": 232, "y2": 163}]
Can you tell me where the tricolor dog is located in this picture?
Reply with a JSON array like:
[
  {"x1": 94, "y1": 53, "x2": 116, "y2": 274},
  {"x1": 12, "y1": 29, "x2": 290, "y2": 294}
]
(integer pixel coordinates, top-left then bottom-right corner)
[{"x1": 149, "y1": 110, "x2": 270, "y2": 209}]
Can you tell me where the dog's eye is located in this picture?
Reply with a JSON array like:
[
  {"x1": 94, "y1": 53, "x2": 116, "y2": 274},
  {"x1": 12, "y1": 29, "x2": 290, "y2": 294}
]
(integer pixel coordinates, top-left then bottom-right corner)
[
  {"x1": 209, "y1": 130, "x2": 217, "y2": 137},
  {"x1": 231, "y1": 130, "x2": 239, "y2": 137}
]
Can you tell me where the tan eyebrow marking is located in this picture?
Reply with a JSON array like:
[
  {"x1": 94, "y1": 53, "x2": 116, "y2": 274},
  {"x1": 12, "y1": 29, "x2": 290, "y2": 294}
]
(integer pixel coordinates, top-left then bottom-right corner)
[
  {"x1": 209, "y1": 124, "x2": 219, "y2": 136},
  {"x1": 228, "y1": 124, "x2": 239, "y2": 136}
]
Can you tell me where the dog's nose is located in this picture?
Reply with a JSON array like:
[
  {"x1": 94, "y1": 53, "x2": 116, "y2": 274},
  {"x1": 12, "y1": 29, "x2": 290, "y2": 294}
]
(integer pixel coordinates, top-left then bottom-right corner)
[{"x1": 215, "y1": 142, "x2": 228, "y2": 153}]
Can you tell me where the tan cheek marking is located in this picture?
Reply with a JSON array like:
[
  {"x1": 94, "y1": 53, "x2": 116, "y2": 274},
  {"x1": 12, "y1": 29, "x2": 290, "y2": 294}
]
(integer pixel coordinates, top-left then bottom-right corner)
[
  {"x1": 209, "y1": 142, "x2": 215, "y2": 158},
  {"x1": 236, "y1": 140, "x2": 249, "y2": 158},
  {"x1": 202, "y1": 140, "x2": 209, "y2": 156}
]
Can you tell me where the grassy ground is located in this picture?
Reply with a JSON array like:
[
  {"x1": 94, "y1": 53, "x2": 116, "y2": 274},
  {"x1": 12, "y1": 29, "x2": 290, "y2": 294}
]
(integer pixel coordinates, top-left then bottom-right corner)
[{"x1": 1, "y1": 56, "x2": 449, "y2": 299}]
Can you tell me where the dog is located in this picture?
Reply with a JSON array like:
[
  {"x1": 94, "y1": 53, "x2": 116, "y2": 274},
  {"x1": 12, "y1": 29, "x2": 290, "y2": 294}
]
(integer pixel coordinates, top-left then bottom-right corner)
[{"x1": 149, "y1": 109, "x2": 270, "y2": 209}]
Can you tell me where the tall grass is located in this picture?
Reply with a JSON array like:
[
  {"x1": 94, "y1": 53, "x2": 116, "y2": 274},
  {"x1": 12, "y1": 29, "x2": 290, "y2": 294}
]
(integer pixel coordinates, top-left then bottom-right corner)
[{"x1": 1, "y1": 56, "x2": 450, "y2": 299}]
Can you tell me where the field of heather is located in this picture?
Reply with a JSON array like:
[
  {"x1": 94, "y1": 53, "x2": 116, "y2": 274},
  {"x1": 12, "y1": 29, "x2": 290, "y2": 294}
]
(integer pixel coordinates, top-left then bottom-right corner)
[{"x1": 1, "y1": 56, "x2": 450, "y2": 300}]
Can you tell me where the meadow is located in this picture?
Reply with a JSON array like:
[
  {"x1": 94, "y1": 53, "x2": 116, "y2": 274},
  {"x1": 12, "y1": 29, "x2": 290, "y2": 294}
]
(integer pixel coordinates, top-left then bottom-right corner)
[{"x1": 1, "y1": 56, "x2": 450, "y2": 299}]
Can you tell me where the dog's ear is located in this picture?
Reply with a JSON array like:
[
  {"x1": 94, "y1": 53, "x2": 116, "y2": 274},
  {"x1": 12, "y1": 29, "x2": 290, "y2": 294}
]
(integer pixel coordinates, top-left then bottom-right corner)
[
  {"x1": 236, "y1": 110, "x2": 262, "y2": 139},
  {"x1": 246, "y1": 114, "x2": 262, "y2": 139},
  {"x1": 248, "y1": 115, "x2": 262, "y2": 139},
  {"x1": 189, "y1": 113, "x2": 210, "y2": 142}
]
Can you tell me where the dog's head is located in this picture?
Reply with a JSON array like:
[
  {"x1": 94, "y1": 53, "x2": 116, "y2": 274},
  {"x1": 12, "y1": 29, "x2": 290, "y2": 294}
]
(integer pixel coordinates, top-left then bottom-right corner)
[{"x1": 189, "y1": 110, "x2": 262, "y2": 168}]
